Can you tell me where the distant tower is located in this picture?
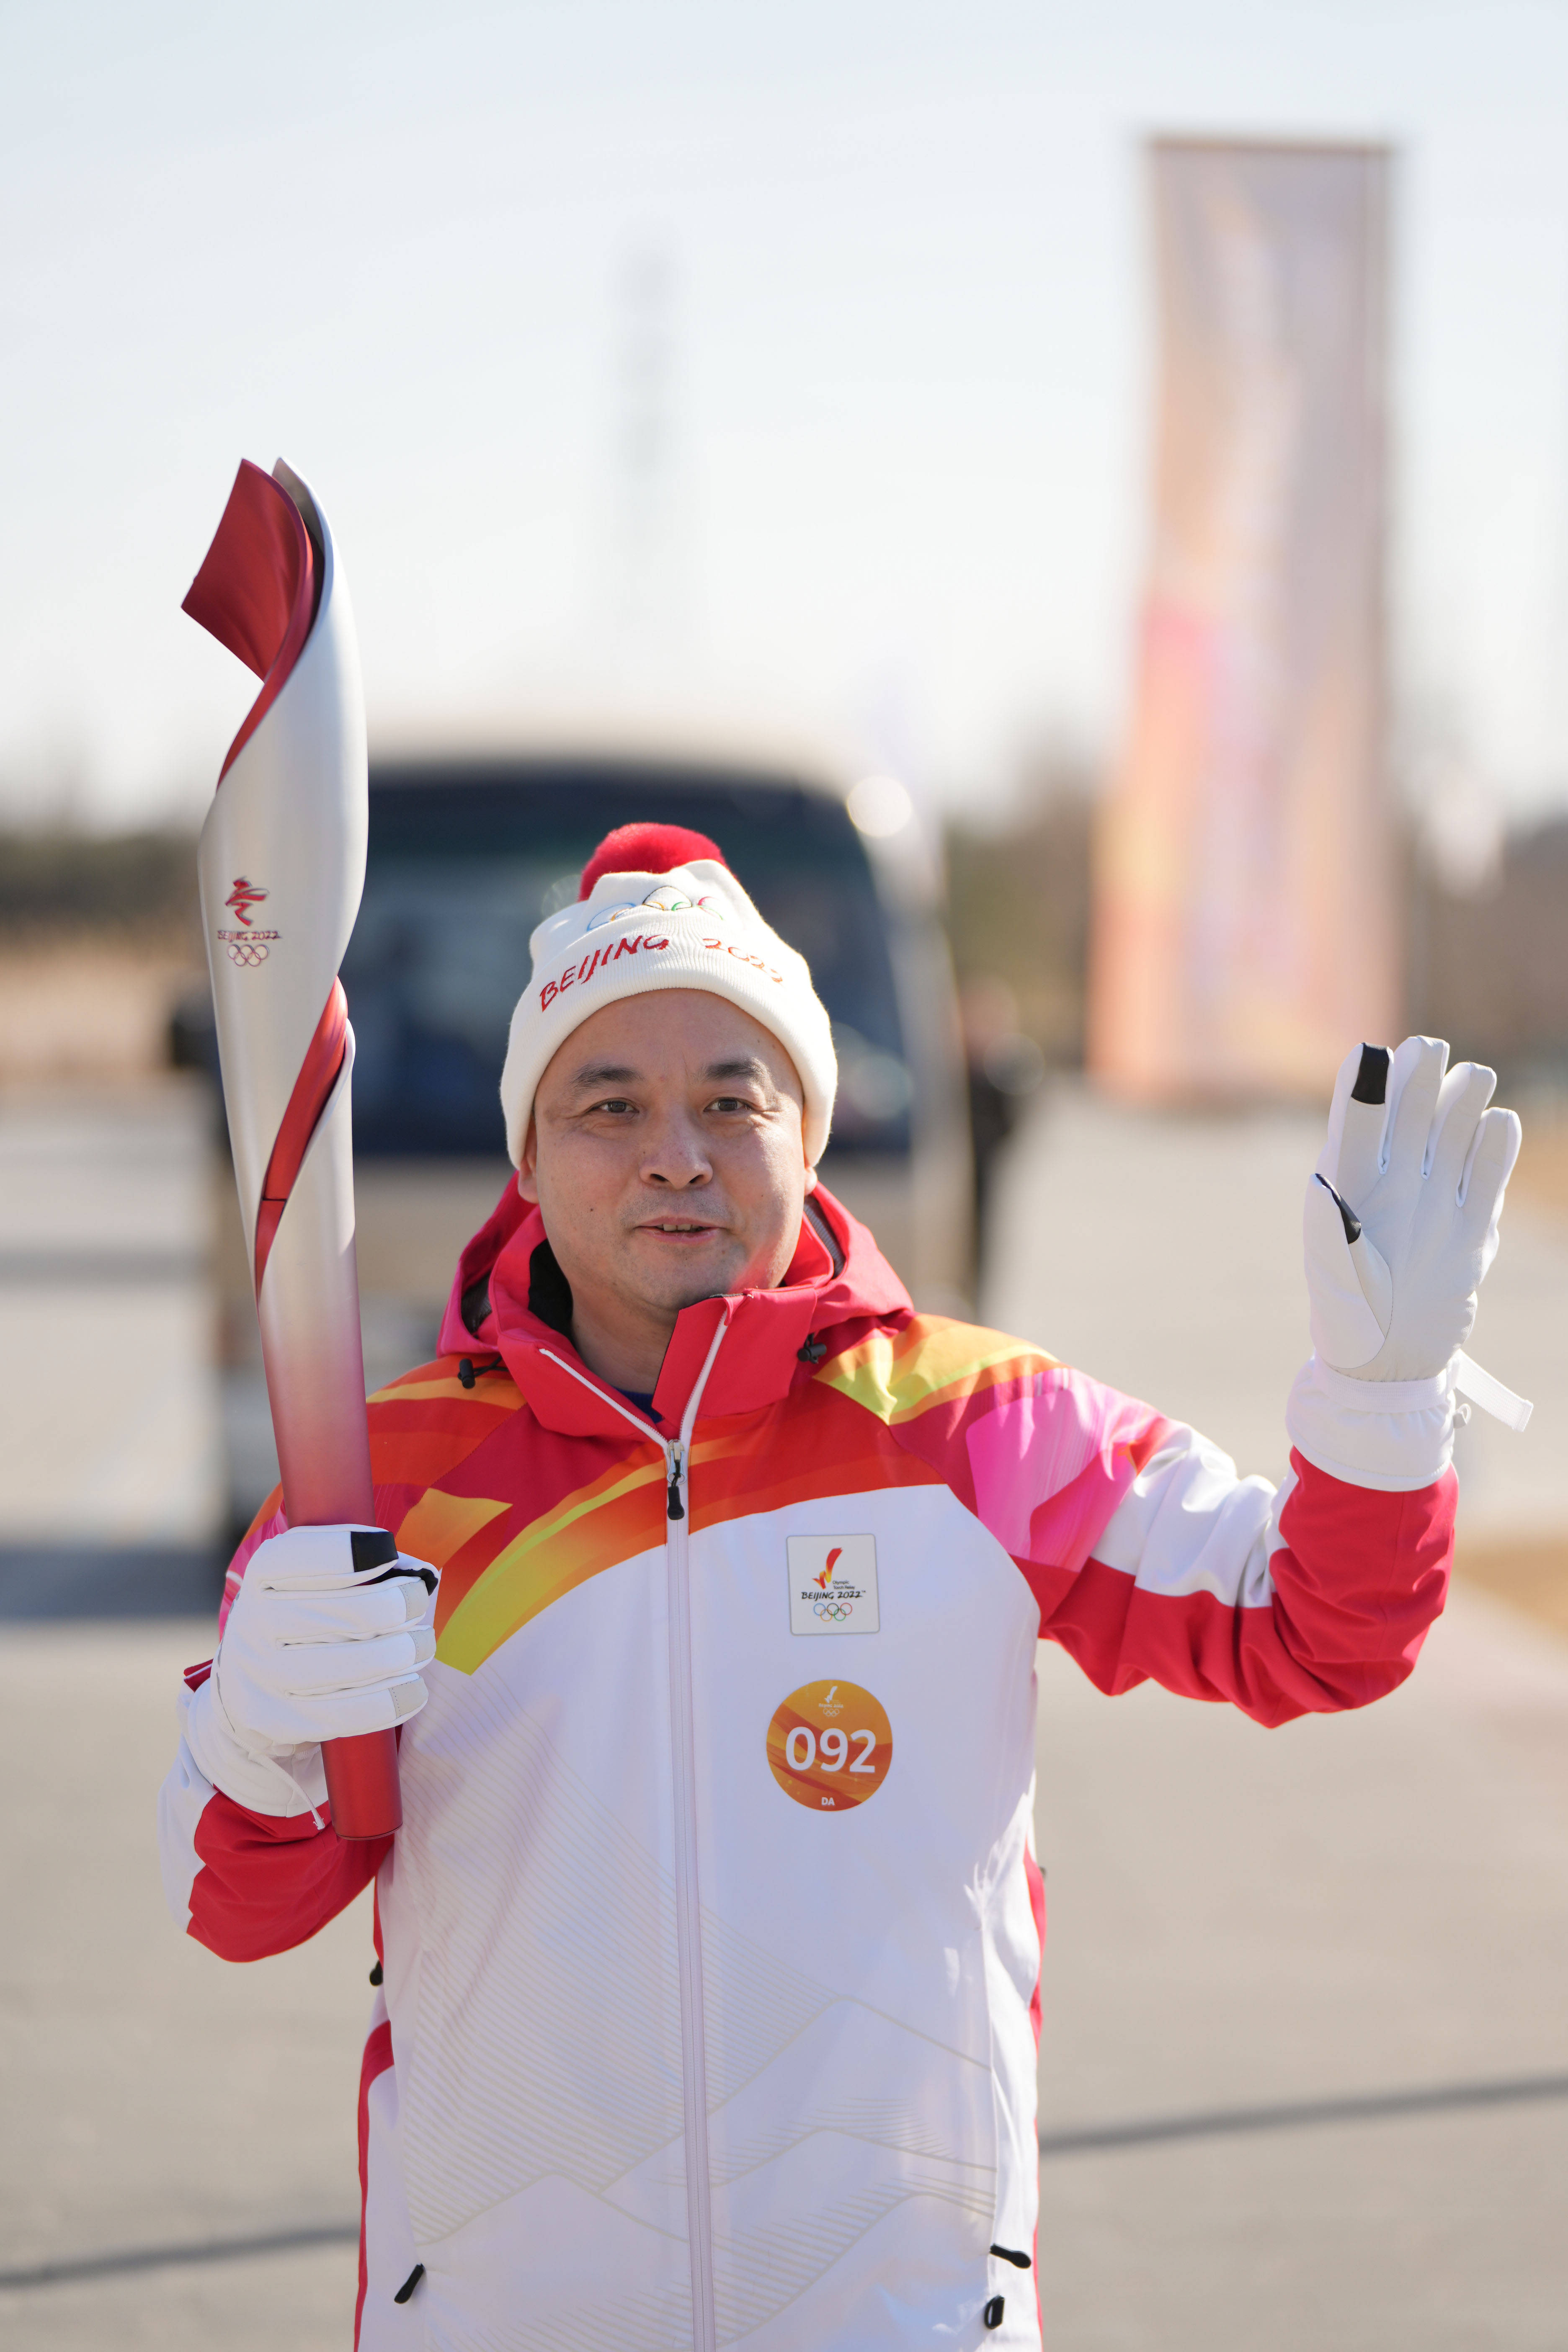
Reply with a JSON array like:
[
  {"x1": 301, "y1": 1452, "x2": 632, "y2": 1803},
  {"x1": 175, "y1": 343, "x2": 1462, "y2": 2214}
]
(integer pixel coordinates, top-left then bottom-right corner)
[{"x1": 609, "y1": 243, "x2": 683, "y2": 674}]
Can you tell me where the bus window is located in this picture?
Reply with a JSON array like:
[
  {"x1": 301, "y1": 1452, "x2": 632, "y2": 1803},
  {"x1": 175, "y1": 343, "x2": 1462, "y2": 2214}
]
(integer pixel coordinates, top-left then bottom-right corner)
[{"x1": 343, "y1": 764, "x2": 911, "y2": 1160}]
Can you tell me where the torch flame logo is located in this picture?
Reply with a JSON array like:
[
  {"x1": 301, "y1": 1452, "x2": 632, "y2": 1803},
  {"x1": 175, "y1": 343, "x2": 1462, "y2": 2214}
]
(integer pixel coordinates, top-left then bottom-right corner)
[
  {"x1": 813, "y1": 1546, "x2": 844, "y2": 1591},
  {"x1": 225, "y1": 876, "x2": 268, "y2": 928}
]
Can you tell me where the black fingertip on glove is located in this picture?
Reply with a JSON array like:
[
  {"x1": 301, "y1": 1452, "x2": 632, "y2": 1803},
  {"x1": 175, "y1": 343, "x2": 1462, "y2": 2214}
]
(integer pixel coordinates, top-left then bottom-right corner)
[
  {"x1": 1313, "y1": 1173, "x2": 1362, "y2": 1244},
  {"x1": 1351, "y1": 1043, "x2": 1390, "y2": 1104},
  {"x1": 349, "y1": 1527, "x2": 438, "y2": 1595},
  {"x1": 351, "y1": 1528, "x2": 399, "y2": 1573}
]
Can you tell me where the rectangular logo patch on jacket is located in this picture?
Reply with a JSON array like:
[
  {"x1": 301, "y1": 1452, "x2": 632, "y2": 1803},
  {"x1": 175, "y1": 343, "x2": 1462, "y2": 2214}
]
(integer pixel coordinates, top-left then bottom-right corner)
[{"x1": 787, "y1": 1534, "x2": 879, "y2": 1634}]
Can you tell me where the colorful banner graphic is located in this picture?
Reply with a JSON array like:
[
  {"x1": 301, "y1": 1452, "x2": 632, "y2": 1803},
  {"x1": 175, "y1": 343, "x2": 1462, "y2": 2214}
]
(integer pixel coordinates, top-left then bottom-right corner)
[{"x1": 1090, "y1": 140, "x2": 1398, "y2": 1099}]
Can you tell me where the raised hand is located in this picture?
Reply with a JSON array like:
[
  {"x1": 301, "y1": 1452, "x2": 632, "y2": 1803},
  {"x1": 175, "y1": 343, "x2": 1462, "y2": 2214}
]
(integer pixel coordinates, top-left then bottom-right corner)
[{"x1": 1304, "y1": 1036, "x2": 1520, "y2": 1383}]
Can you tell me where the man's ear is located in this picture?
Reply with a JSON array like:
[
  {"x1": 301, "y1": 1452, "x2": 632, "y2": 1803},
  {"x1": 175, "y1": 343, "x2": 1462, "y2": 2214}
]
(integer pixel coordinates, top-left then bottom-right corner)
[
  {"x1": 516, "y1": 1120, "x2": 541, "y2": 1204},
  {"x1": 803, "y1": 1161, "x2": 818, "y2": 1196}
]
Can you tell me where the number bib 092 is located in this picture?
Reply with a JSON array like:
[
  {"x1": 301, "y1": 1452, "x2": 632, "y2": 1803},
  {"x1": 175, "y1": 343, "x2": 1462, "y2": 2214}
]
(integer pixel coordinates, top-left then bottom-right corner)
[{"x1": 766, "y1": 1681, "x2": 893, "y2": 1811}]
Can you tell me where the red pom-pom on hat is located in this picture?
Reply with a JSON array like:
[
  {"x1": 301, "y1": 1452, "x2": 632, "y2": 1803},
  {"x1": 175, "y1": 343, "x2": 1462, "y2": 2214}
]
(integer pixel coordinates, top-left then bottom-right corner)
[{"x1": 578, "y1": 823, "x2": 726, "y2": 900}]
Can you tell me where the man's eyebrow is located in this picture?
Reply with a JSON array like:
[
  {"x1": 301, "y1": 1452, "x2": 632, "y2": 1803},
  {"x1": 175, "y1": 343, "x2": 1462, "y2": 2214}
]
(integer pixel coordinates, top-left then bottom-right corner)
[
  {"x1": 567, "y1": 1061, "x2": 642, "y2": 1091},
  {"x1": 704, "y1": 1057, "x2": 771, "y2": 1085}
]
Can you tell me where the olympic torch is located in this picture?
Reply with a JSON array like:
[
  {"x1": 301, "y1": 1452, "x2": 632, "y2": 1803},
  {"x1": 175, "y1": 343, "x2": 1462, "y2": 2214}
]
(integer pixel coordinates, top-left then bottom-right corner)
[{"x1": 184, "y1": 457, "x2": 400, "y2": 1841}]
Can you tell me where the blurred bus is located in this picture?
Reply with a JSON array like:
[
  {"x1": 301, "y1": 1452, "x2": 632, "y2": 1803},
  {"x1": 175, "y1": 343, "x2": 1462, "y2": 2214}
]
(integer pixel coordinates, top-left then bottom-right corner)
[{"x1": 193, "y1": 746, "x2": 970, "y2": 1527}]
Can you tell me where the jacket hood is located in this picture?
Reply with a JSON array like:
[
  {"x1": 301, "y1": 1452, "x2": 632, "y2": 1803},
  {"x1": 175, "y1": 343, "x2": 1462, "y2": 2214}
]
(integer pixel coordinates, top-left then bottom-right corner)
[{"x1": 436, "y1": 1175, "x2": 912, "y2": 1439}]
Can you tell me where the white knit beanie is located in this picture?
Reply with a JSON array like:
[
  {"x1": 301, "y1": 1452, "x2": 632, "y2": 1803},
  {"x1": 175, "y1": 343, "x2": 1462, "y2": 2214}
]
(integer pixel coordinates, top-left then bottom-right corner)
[{"x1": 499, "y1": 823, "x2": 838, "y2": 1167}]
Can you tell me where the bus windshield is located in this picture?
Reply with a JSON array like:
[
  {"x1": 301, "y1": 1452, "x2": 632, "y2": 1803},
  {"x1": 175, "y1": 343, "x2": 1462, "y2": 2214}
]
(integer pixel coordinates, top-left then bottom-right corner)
[{"x1": 343, "y1": 761, "x2": 911, "y2": 1160}]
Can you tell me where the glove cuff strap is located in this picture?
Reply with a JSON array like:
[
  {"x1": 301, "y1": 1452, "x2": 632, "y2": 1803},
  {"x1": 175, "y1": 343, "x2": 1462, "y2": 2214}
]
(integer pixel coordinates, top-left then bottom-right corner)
[
  {"x1": 1309, "y1": 1359, "x2": 1452, "y2": 1415},
  {"x1": 1312, "y1": 1350, "x2": 1534, "y2": 1432},
  {"x1": 1286, "y1": 1354, "x2": 1454, "y2": 1493},
  {"x1": 1452, "y1": 1349, "x2": 1534, "y2": 1432}
]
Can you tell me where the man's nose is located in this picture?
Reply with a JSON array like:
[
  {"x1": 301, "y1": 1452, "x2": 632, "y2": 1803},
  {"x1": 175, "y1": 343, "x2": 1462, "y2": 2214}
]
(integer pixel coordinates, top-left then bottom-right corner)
[{"x1": 640, "y1": 1107, "x2": 713, "y2": 1187}]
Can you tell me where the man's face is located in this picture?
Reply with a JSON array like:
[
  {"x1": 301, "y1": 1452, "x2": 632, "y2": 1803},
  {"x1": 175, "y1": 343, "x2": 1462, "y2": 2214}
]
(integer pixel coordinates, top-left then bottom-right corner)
[{"x1": 517, "y1": 988, "x2": 815, "y2": 1336}]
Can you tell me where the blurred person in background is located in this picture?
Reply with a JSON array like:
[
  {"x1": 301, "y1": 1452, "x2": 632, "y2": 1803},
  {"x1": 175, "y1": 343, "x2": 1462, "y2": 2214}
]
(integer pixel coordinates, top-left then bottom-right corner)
[
  {"x1": 160, "y1": 824, "x2": 1521, "y2": 2352},
  {"x1": 960, "y1": 974, "x2": 1046, "y2": 1287}
]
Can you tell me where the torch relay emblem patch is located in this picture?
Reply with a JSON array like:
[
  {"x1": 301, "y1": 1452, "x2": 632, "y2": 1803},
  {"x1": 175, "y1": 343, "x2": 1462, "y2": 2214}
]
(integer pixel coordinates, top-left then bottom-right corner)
[{"x1": 787, "y1": 1534, "x2": 879, "y2": 1635}]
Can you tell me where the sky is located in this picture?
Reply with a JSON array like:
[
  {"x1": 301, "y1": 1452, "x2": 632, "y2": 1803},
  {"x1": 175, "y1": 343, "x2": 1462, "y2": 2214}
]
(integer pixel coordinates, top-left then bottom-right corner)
[{"x1": 4, "y1": 0, "x2": 1568, "y2": 832}]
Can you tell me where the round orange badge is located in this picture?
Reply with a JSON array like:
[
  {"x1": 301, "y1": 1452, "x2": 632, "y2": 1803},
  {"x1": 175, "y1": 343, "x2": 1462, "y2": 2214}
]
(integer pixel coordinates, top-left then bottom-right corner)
[{"x1": 766, "y1": 1681, "x2": 893, "y2": 1811}]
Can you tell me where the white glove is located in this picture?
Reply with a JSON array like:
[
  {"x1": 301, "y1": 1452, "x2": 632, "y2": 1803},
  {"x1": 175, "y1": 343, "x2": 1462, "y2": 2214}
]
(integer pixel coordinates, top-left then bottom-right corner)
[
  {"x1": 1305, "y1": 1034, "x2": 1519, "y2": 1378},
  {"x1": 183, "y1": 1524, "x2": 438, "y2": 1819},
  {"x1": 1290, "y1": 1035, "x2": 1529, "y2": 1492}
]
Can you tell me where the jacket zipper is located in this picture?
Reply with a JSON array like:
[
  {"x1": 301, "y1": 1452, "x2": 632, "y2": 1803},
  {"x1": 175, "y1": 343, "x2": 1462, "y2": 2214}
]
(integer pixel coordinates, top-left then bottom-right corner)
[{"x1": 540, "y1": 1325, "x2": 729, "y2": 2350}]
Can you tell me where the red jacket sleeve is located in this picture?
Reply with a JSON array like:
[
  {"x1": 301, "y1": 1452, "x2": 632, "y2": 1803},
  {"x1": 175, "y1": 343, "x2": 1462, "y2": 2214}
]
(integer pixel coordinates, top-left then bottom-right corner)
[
  {"x1": 875, "y1": 1348, "x2": 1454, "y2": 1730},
  {"x1": 187, "y1": 1784, "x2": 389, "y2": 1963},
  {"x1": 159, "y1": 1653, "x2": 390, "y2": 1963},
  {"x1": 1030, "y1": 1448, "x2": 1454, "y2": 1728}
]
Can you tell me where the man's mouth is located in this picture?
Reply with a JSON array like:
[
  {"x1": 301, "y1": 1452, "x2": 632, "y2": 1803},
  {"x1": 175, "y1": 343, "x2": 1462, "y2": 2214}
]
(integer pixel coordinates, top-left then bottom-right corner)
[{"x1": 639, "y1": 1219, "x2": 720, "y2": 1239}]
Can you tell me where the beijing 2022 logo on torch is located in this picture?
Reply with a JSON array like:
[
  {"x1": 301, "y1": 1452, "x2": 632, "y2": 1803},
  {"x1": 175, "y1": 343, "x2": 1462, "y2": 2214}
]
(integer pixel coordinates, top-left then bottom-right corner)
[{"x1": 217, "y1": 875, "x2": 281, "y2": 966}]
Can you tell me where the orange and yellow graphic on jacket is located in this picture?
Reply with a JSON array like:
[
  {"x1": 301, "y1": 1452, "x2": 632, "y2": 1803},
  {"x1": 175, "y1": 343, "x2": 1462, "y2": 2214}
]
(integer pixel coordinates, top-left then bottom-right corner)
[{"x1": 218, "y1": 1320, "x2": 1178, "y2": 1681}]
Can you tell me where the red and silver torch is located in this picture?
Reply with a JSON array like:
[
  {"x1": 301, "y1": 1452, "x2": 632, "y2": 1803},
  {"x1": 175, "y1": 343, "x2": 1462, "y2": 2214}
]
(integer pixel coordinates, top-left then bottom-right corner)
[{"x1": 184, "y1": 457, "x2": 400, "y2": 1841}]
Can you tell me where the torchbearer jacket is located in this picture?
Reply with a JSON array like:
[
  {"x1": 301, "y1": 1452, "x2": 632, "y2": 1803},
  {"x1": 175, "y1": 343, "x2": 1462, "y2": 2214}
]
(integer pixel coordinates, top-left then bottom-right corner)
[{"x1": 160, "y1": 1182, "x2": 1453, "y2": 2352}]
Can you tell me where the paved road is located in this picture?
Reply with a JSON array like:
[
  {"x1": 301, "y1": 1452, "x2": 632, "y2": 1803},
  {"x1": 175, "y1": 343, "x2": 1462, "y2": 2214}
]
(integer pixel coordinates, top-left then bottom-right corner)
[
  {"x1": 990, "y1": 1083, "x2": 1568, "y2": 2350},
  {"x1": 2, "y1": 1080, "x2": 1564, "y2": 2347},
  {"x1": 1029, "y1": 1600, "x2": 1568, "y2": 2349},
  {"x1": 0, "y1": 1083, "x2": 222, "y2": 1552},
  {"x1": 0, "y1": 1620, "x2": 369, "y2": 2349}
]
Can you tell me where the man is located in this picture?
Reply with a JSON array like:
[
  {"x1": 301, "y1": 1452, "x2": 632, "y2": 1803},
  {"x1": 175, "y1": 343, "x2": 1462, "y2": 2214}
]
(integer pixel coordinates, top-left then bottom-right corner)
[{"x1": 160, "y1": 822, "x2": 1522, "y2": 2351}]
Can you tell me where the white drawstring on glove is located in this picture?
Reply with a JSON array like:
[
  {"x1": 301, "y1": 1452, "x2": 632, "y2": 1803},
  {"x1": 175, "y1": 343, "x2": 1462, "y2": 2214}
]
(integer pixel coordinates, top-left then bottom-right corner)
[
  {"x1": 1290, "y1": 1035, "x2": 1531, "y2": 1491},
  {"x1": 183, "y1": 1524, "x2": 439, "y2": 1821}
]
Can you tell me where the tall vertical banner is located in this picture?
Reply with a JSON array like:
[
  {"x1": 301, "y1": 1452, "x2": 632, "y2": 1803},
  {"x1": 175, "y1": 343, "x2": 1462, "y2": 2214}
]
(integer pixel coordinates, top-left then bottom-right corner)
[{"x1": 1089, "y1": 140, "x2": 1397, "y2": 1099}]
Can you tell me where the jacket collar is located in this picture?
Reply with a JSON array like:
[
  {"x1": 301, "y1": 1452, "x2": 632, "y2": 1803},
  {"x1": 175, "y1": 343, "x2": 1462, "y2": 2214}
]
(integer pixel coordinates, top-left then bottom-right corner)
[{"x1": 436, "y1": 1175, "x2": 910, "y2": 1439}]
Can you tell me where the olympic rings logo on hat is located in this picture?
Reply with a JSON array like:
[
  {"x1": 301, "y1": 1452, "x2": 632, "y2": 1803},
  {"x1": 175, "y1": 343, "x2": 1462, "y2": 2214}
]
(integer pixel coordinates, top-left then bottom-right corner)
[
  {"x1": 813, "y1": 1598, "x2": 854, "y2": 1621},
  {"x1": 640, "y1": 885, "x2": 727, "y2": 916}
]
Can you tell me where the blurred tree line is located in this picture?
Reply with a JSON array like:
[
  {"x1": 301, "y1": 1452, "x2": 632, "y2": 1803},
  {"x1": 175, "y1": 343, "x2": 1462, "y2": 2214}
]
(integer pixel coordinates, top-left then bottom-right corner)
[
  {"x1": 1, "y1": 788, "x2": 1563, "y2": 1089},
  {"x1": 1408, "y1": 815, "x2": 1568, "y2": 1088},
  {"x1": 0, "y1": 828, "x2": 199, "y2": 945},
  {"x1": 943, "y1": 750, "x2": 1094, "y2": 1067},
  {"x1": 0, "y1": 829, "x2": 204, "y2": 1083},
  {"x1": 945, "y1": 756, "x2": 1568, "y2": 1091}
]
